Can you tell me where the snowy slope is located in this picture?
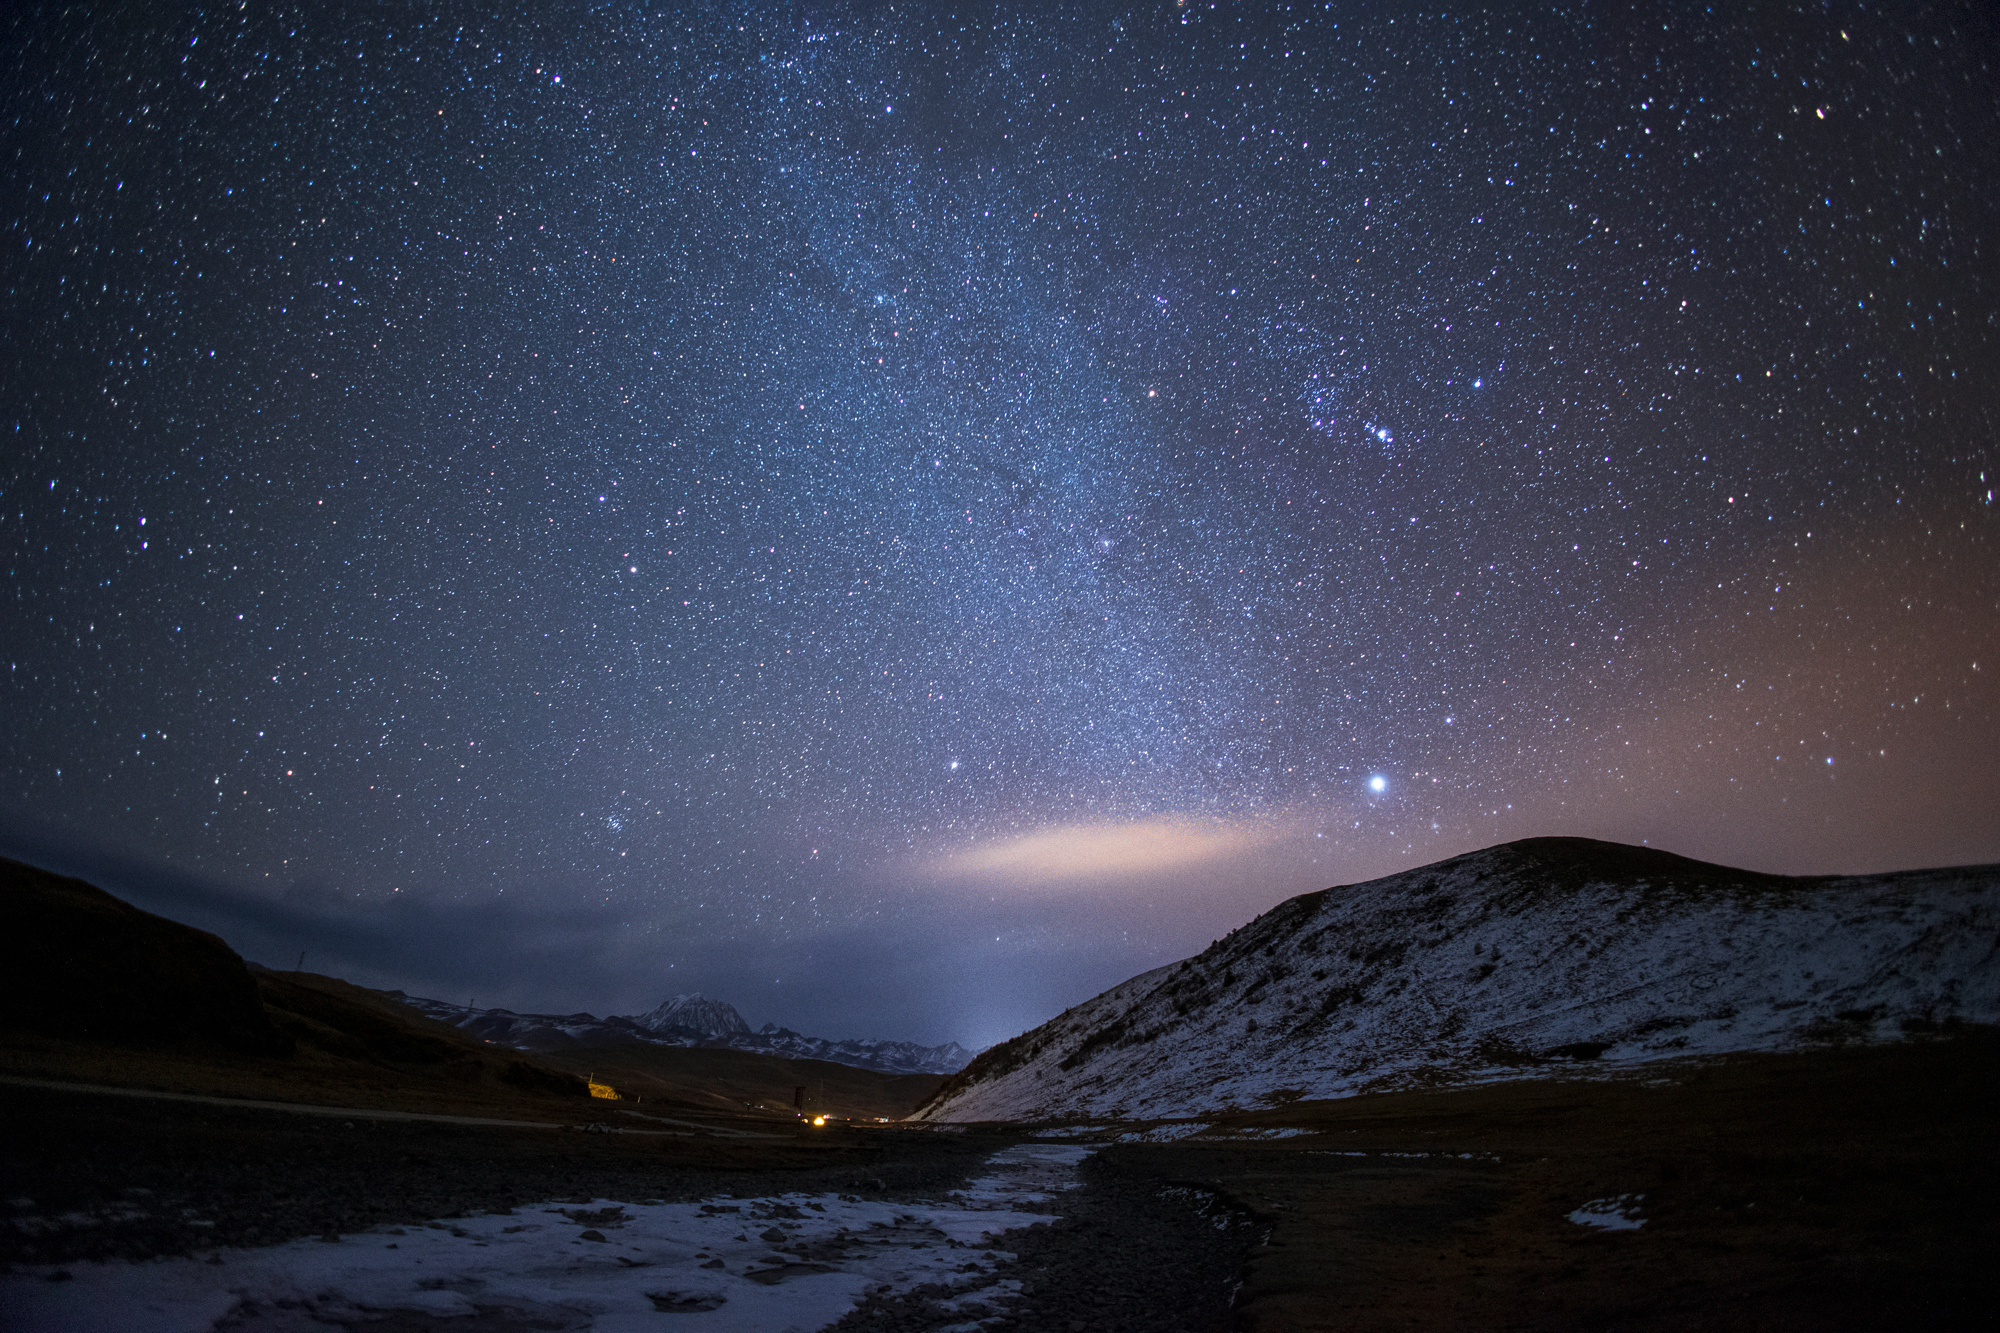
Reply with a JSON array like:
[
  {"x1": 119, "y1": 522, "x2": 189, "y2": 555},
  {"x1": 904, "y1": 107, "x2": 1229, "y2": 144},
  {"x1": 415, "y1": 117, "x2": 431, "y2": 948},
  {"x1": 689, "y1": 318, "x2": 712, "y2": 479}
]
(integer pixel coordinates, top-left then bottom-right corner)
[
  {"x1": 389, "y1": 994, "x2": 974, "y2": 1076},
  {"x1": 914, "y1": 838, "x2": 2000, "y2": 1123}
]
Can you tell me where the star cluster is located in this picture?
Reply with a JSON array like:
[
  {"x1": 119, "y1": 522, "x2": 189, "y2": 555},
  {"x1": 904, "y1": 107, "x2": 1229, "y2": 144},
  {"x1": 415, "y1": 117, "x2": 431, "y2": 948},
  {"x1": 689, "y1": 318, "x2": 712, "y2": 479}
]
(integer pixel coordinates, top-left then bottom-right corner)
[{"x1": 3, "y1": 3, "x2": 1995, "y2": 1045}]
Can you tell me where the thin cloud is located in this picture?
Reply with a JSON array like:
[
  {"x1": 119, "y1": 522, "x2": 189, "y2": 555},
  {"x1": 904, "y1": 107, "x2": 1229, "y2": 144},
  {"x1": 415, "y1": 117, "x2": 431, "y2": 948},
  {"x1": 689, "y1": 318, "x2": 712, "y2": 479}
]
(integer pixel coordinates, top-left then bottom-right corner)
[{"x1": 929, "y1": 819, "x2": 1265, "y2": 886}]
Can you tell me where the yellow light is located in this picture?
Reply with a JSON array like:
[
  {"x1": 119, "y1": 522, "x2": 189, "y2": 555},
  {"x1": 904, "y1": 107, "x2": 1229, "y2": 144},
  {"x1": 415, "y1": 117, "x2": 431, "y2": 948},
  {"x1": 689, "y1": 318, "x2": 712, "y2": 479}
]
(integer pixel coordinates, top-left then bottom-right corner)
[{"x1": 812, "y1": 1115, "x2": 826, "y2": 1127}]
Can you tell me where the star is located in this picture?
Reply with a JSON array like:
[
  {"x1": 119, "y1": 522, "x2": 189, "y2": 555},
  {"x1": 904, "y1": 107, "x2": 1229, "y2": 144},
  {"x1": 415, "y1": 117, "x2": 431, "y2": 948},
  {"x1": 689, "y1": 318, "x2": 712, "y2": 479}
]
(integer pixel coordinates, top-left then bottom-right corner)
[{"x1": 3, "y1": 1, "x2": 1988, "y2": 1047}]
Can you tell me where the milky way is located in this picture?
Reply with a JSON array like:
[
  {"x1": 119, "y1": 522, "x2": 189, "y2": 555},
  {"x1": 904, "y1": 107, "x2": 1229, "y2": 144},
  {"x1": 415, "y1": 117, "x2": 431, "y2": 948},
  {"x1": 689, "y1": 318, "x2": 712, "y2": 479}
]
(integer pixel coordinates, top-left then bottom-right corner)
[{"x1": 4, "y1": 3, "x2": 1996, "y2": 1045}]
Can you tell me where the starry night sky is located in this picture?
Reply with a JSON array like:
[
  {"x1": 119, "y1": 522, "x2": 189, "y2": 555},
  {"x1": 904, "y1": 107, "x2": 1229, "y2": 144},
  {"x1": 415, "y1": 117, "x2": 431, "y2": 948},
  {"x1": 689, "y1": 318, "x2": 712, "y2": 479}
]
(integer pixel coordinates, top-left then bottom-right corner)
[{"x1": 4, "y1": 3, "x2": 1997, "y2": 1048}]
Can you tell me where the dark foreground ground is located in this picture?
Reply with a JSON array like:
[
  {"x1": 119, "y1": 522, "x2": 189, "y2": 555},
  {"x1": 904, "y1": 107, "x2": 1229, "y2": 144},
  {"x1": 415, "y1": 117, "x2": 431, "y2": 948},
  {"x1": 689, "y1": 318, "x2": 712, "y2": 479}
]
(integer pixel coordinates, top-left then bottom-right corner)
[
  {"x1": 0, "y1": 1085, "x2": 1004, "y2": 1266},
  {"x1": 0, "y1": 1081, "x2": 1253, "y2": 1333},
  {"x1": 1171, "y1": 1030, "x2": 2000, "y2": 1332},
  {"x1": 4, "y1": 1031, "x2": 1995, "y2": 1331}
]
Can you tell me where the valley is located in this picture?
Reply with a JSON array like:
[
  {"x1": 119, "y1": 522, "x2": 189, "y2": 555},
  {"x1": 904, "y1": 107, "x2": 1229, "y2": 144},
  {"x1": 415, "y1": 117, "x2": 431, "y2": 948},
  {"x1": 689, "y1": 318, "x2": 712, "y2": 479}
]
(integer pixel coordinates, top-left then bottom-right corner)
[
  {"x1": 6, "y1": 1033, "x2": 1990, "y2": 1331},
  {"x1": 4, "y1": 844, "x2": 1995, "y2": 1330}
]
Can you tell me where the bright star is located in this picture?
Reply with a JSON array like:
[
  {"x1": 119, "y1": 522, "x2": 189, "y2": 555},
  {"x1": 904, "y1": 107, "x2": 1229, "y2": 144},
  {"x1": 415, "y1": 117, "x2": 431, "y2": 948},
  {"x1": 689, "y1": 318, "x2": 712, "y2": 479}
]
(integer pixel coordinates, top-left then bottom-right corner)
[{"x1": 1368, "y1": 775, "x2": 1388, "y2": 793}]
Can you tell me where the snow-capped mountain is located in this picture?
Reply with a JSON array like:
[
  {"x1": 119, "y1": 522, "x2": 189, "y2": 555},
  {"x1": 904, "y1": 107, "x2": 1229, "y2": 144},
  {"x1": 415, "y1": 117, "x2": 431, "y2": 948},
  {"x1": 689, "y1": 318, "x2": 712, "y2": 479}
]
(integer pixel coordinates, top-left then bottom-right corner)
[
  {"x1": 386, "y1": 998, "x2": 656, "y2": 1052},
  {"x1": 913, "y1": 837, "x2": 2000, "y2": 1123},
  {"x1": 634, "y1": 993, "x2": 752, "y2": 1038},
  {"x1": 388, "y1": 991, "x2": 973, "y2": 1076},
  {"x1": 734, "y1": 1023, "x2": 976, "y2": 1076}
]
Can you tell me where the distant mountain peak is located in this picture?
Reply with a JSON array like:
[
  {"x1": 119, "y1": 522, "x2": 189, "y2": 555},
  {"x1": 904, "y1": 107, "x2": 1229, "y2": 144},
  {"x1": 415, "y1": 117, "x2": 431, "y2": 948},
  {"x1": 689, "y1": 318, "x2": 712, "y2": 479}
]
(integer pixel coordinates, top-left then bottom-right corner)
[{"x1": 635, "y1": 992, "x2": 751, "y2": 1038}]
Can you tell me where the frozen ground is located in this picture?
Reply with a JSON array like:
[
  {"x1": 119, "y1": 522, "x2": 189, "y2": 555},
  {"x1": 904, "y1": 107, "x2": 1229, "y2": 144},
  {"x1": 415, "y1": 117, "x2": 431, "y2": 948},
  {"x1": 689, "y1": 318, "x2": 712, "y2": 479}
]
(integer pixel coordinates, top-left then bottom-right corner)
[{"x1": 0, "y1": 1144, "x2": 1094, "y2": 1333}]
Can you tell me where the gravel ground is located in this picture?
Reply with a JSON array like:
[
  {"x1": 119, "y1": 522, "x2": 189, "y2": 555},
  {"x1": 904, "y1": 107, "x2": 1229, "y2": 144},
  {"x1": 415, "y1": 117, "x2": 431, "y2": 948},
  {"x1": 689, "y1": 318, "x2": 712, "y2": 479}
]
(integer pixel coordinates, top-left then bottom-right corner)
[{"x1": 826, "y1": 1148, "x2": 1261, "y2": 1333}]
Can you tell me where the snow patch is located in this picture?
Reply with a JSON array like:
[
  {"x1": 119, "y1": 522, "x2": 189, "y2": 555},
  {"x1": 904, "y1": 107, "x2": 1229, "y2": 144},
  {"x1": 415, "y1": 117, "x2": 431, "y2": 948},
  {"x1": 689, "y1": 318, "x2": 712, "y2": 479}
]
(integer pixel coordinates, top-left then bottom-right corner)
[
  {"x1": 1569, "y1": 1194, "x2": 1647, "y2": 1231},
  {"x1": 0, "y1": 1147, "x2": 1095, "y2": 1333},
  {"x1": 1112, "y1": 1122, "x2": 1212, "y2": 1144}
]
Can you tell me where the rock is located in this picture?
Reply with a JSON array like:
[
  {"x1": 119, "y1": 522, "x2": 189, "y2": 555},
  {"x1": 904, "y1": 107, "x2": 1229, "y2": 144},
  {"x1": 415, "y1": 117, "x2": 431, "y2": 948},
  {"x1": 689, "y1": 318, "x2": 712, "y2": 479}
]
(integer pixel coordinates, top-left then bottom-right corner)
[{"x1": 579, "y1": 1229, "x2": 607, "y2": 1242}]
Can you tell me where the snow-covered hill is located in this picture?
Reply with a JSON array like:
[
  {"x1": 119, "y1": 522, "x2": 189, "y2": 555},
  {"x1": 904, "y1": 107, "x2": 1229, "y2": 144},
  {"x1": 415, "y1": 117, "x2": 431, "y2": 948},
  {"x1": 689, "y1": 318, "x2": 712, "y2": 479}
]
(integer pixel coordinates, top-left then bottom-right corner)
[
  {"x1": 913, "y1": 838, "x2": 2000, "y2": 1123},
  {"x1": 389, "y1": 991, "x2": 973, "y2": 1076}
]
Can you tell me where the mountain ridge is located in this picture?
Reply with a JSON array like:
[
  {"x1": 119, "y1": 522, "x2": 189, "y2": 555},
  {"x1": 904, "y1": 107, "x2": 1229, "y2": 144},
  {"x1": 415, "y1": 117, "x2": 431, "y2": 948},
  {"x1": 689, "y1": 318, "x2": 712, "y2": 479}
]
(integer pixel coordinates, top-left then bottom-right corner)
[
  {"x1": 392, "y1": 992, "x2": 975, "y2": 1077},
  {"x1": 915, "y1": 837, "x2": 2000, "y2": 1122}
]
